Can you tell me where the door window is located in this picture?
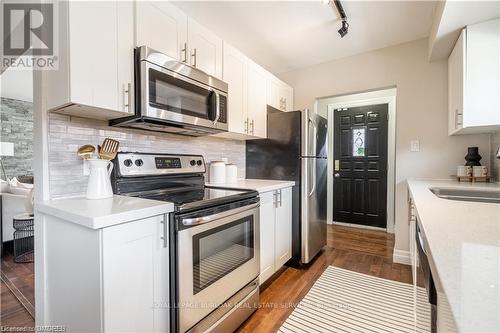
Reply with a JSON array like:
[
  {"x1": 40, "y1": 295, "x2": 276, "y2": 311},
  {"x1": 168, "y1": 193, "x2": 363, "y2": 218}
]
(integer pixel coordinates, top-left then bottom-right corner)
[
  {"x1": 192, "y1": 216, "x2": 254, "y2": 294},
  {"x1": 352, "y1": 127, "x2": 366, "y2": 157}
]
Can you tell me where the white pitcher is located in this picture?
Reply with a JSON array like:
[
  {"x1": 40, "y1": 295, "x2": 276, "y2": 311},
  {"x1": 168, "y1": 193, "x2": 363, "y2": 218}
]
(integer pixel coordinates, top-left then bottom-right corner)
[{"x1": 86, "y1": 159, "x2": 114, "y2": 199}]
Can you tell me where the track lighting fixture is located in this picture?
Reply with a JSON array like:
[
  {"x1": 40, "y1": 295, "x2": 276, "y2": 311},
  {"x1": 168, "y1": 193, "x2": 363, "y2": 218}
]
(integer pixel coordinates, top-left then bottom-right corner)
[
  {"x1": 338, "y1": 20, "x2": 349, "y2": 38},
  {"x1": 333, "y1": 0, "x2": 349, "y2": 38}
]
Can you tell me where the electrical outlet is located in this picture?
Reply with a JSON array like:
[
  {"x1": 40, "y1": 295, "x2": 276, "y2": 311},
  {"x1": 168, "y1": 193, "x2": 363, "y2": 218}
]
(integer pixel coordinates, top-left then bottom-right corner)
[
  {"x1": 83, "y1": 160, "x2": 90, "y2": 176},
  {"x1": 410, "y1": 140, "x2": 420, "y2": 152}
]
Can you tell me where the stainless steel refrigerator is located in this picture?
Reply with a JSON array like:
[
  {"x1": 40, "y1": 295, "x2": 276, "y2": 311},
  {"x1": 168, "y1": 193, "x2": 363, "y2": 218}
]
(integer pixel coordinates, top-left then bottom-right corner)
[{"x1": 246, "y1": 107, "x2": 327, "y2": 265}]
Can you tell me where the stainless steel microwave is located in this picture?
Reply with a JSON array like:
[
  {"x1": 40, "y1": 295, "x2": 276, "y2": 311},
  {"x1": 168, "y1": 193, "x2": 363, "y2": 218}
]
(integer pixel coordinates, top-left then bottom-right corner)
[{"x1": 111, "y1": 46, "x2": 228, "y2": 136}]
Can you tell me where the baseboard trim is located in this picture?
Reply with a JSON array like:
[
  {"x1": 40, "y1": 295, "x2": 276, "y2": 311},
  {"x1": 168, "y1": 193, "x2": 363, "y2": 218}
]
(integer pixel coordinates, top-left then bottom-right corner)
[
  {"x1": 332, "y1": 221, "x2": 386, "y2": 232},
  {"x1": 393, "y1": 249, "x2": 411, "y2": 265}
]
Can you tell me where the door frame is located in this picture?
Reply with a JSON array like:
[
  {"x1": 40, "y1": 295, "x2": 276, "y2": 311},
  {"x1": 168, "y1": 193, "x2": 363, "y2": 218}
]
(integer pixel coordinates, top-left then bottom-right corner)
[{"x1": 321, "y1": 88, "x2": 396, "y2": 233}]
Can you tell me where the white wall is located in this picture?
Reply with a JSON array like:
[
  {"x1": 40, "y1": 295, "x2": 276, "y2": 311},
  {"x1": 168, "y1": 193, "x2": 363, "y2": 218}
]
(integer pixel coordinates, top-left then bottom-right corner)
[
  {"x1": 0, "y1": 67, "x2": 33, "y2": 102},
  {"x1": 280, "y1": 38, "x2": 491, "y2": 256}
]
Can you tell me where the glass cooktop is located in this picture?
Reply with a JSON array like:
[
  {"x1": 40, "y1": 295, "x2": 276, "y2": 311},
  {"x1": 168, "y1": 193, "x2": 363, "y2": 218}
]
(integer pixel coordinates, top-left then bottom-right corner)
[{"x1": 137, "y1": 186, "x2": 257, "y2": 212}]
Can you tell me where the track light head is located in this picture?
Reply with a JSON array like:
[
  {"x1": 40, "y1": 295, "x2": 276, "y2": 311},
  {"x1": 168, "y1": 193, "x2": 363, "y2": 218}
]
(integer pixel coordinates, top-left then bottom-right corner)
[{"x1": 338, "y1": 20, "x2": 349, "y2": 38}]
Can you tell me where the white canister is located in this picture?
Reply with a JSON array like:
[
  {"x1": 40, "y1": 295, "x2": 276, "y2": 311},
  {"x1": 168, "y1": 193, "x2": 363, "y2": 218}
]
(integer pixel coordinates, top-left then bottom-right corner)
[
  {"x1": 473, "y1": 166, "x2": 488, "y2": 177},
  {"x1": 457, "y1": 165, "x2": 468, "y2": 177},
  {"x1": 225, "y1": 164, "x2": 238, "y2": 183},
  {"x1": 210, "y1": 161, "x2": 226, "y2": 184}
]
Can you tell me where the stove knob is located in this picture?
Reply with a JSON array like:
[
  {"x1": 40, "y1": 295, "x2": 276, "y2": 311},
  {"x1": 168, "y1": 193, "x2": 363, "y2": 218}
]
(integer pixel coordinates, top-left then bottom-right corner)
[
  {"x1": 190, "y1": 160, "x2": 196, "y2": 166},
  {"x1": 196, "y1": 160, "x2": 203, "y2": 166},
  {"x1": 135, "y1": 159, "x2": 144, "y2": 167},
  {"x1": 123, "y1": 159, "x2": 133, "y2": 167}
]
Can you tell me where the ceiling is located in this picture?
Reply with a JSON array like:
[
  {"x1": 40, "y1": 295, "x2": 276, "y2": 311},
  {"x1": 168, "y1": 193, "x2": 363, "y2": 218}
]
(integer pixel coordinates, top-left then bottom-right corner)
[
  {"x1": 174, "y1": 1, "x2": 437, "y2": 74},
  {"x1": 428, "y1": 1, "x2": 500, "y2": 61}
]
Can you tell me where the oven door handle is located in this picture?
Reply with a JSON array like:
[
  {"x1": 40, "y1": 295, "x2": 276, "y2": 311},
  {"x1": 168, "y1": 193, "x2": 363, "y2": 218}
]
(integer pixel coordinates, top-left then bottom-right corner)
[{"x1": 181, "y1": 203, "x2": 259, "y2": 227}]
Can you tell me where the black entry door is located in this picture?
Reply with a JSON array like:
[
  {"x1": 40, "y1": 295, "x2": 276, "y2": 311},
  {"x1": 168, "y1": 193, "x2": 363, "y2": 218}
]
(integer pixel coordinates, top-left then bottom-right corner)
[{"x1": 333, "y1": 104, "x2": 388, "y2": 228}]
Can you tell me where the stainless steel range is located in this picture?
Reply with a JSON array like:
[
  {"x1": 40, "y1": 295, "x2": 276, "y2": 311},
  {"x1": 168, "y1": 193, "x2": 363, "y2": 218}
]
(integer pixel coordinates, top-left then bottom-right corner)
[{"x1": 111, "y1": 152, "x2": 260, "y2": 333}]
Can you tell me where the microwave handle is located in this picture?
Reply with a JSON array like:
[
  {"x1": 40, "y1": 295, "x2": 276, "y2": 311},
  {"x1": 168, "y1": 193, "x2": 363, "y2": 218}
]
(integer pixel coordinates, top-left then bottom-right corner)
[{"x1": 210, "y1": 90, "x2": 221, "y2": 124}]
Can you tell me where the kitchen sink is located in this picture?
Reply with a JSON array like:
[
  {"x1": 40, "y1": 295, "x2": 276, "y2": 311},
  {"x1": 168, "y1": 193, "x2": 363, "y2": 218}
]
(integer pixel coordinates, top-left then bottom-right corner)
[{"x1": 430, "y1": 187, "x2": 500, "y2": 204}]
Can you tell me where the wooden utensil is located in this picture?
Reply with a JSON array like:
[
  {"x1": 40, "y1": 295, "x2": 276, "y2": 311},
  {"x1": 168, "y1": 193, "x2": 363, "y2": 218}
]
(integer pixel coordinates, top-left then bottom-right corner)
[
  {"x1": 77, "y1": 145, "x2": 95, "y2": 160},
  {"x1": 99, "y1": 138, "x2": 120, "y2": 160}
]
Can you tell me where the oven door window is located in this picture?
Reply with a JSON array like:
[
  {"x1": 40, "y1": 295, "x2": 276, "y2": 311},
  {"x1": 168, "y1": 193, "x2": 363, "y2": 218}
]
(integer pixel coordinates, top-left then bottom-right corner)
[
  {"x1": 148, "y1": 68, "x2": 216, "y2": 120},
  {"x1": 192, "y1": 216, "x2": 254, "y2": 295}
]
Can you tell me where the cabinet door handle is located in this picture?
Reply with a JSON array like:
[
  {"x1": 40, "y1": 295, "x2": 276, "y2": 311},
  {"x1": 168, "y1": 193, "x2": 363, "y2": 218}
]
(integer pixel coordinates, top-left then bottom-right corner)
[
  {"x1": 283, "y1": 97, "x2": 287, "y2": 111},
  {"x1": 277, "y1": 190, "x2": 282, "y2": 207},
  {"x1": 181, "y1": 42, "x2": 187, "y2": 63},
  {"x1": 455, "y1": 109, "x2": 463, "y2": 128},
  {"x1": 191, "y1": 48, "x2": 197, "y2": 67},
  {"x1": 250, "y1": 119, "x2": 255, "y2": 136},
  {"x1": 160, "y1": 216, "x2": 168, "y2": 248},
  {"x1": 123, "y1": 83, "x2": 131, "y2": 112},
  {"x1": 244, "y1": 118, "x2": 249, "y2": 134},
  {"x1": 273, "y1": 191, "x2": 277, "y2": 208}
]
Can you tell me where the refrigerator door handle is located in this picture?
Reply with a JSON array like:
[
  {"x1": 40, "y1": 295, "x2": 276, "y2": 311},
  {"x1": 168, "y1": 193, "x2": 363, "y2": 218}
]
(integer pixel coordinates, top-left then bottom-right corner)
[
  {"x1": 307, "y1": 116, "x2": 316, "y2": 156},
  {"x1": 308, "y1": 158, "x2": 316, "y2": 197}
]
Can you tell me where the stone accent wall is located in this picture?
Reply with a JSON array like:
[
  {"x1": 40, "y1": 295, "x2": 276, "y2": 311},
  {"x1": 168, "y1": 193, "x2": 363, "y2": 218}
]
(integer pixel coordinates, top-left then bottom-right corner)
[
  {"x1": 491, "y1": 131, "x2": 500, "y2": 182},
  {"x1": 48, "y1": 113, "x2": 246, "y2": 198},
  {"x1": 0, "y1": 98, "x2": 33, "y2": 178}
]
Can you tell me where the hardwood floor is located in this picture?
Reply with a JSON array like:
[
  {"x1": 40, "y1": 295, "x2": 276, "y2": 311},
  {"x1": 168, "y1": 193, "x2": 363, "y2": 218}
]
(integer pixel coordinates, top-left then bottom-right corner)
[
  {"x1": 238, "y1": 224, "x2": 412, "y2": 333},
  {"x1": 1, "y1": 251, "x2": 35, "y2": 329},
  {"x1": 1, "y1": 280, "x2": 34, "y2": 328}
]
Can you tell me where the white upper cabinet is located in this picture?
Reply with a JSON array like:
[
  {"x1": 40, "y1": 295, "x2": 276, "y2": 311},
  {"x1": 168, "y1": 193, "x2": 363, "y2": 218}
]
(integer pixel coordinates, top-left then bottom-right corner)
[
  {"x1": 267, "y1": 74, "x2": 294, "y2": 112},
  {"x1": 46, "y1": 1, "x2": 293, "y2": 126},
  {"x1": 247, "y1": 60, "x2": 268, "y2": 138},
  {"x1": 135, "y1": 1, "x2": 188, "y2": 61},
  {"x1": 448, "y1": 18, "x2": 500, "y2": 135},
  {"x1": 283, "y1": 85, "x2": 294, "y2": 111},
  {"x1": 47, "y1": 1, "x2": 135, "y2": 119},
  {"x1": 187, "y1": 18, "x2": 223, "y2": 79},
  {"x1": 116, "y1": 1, "x2": 135, "y2": 114},
  {"x1": 135, "y1": 4, "x2": 222, "y2": 79},
  {"x1": 219, "y1": 42, "x2": 269, "y2": 139},
  {"x1": 222, "y1": 44, "x2": 248, "y2": 135},
  {"x1": 448, "y1": 30, "x2": 465, "y2": 135}
]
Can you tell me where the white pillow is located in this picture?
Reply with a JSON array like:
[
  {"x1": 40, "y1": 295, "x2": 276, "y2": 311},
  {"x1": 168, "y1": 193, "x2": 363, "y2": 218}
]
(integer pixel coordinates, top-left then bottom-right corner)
[
  {"x1": 9, "y1": 187, "x2": 31, "y2": 196},
  {"x1": 0, "y1": 179, "x2": 9, "y2": 193},
  {"x1": 8, "y1": 177, "x2": 34, "y2": 195}
]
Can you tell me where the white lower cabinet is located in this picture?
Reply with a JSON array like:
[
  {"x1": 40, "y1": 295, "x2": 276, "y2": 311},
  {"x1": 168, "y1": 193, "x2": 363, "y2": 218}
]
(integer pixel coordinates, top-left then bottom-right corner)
[
  {"x1": 259, "y1": 187, "x2": 293, "y2": 285},
  {"x1": 102, "y1": 216, "x2": 169, "y2": 332},
  {"x1": 39, "y1": 214, "x2": 169, "y2": 332},
  {"x1": 408, "y1": 195, "x2": 417, "y2": 283}
]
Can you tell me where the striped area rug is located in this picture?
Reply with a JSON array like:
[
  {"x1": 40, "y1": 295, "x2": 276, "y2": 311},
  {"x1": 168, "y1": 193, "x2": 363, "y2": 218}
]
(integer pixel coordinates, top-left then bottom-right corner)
[{"x1": 279, "y1": 266, "x2": 430, "y2": 333}]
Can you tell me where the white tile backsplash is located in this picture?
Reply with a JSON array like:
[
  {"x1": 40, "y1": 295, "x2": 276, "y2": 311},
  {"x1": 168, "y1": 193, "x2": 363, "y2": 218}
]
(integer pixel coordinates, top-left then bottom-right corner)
[{"x1": 48, "y1": 114, "x2": 246, "y2": 198}]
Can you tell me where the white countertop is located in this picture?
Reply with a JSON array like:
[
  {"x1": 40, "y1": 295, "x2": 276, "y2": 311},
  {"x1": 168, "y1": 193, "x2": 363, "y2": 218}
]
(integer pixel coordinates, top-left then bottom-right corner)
[
  {"x1": 206, "y1": 179, "x2": 296, "y2": 193},
  {"x1": 407, "y1": 179, "x2": 500, "y2": 333},
  {"x1": 36, "y1": 195, "x2": 174, "y2": 229}
]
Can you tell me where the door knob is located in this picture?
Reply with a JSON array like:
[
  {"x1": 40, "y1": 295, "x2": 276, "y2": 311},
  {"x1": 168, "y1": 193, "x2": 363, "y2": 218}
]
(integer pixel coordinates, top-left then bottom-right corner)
[{"x1": 334, "y1": 173, "x2": 340, "y2": 178}]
